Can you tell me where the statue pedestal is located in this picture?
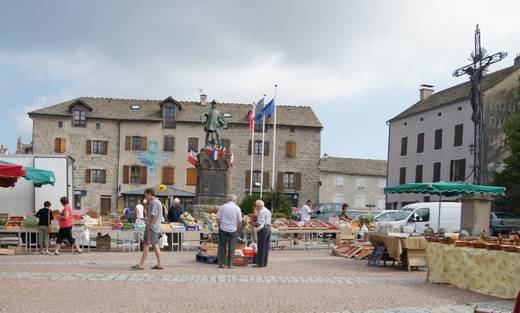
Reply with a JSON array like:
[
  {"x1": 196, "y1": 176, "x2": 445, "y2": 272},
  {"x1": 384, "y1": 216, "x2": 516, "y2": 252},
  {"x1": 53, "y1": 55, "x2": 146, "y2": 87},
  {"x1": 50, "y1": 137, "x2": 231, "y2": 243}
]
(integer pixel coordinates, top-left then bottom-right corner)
[
  {"x1": 460, "y1": 195, "x2": 493, "y2": 236},
  {"x1": 194, "y1": 148, "x2": 231, "y2": 213}
]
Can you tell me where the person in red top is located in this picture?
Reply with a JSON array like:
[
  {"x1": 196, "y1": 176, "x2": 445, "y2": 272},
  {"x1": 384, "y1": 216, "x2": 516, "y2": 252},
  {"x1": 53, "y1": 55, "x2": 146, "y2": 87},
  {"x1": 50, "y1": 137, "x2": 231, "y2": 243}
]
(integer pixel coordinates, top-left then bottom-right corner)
[{"x1": 53, "y1": 197, "x2": 82, "y2": 255}]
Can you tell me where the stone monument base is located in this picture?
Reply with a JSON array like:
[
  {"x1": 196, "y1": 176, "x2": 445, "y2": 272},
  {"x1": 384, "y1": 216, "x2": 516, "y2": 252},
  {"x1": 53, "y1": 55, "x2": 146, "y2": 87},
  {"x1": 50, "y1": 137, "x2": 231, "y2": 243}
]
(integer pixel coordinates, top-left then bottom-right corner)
[
  {"x1": 460, "y1": 195, "x2": 493, "y2": 236},
  {"x1": 192, "y1": 204, "x2": 219, "y2": 218}
]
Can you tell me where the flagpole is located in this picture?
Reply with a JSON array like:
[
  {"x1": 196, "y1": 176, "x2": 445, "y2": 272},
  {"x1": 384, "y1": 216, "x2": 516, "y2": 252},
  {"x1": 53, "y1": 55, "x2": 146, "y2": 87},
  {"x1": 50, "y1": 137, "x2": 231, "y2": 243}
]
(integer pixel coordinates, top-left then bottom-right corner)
[
  {"x1": 249, "y1": 103, "x2": 255, "y2": 195},
  {"x1": 271, "y1": 84, "x2": 278, "y2": 190},
  {"x1": 260, "y1": 95, "x2": 266, "y2": 198}
]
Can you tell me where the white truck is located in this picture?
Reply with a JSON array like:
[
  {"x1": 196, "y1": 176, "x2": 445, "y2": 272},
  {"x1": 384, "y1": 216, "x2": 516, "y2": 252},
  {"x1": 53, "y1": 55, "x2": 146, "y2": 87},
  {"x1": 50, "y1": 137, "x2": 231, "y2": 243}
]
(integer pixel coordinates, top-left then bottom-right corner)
[
  {"x1": 0, "y1": 155, "x2": 74, "y2": 215},
  {"x1": 377, "y1": 202, "x2": 462, "y2": 233}
]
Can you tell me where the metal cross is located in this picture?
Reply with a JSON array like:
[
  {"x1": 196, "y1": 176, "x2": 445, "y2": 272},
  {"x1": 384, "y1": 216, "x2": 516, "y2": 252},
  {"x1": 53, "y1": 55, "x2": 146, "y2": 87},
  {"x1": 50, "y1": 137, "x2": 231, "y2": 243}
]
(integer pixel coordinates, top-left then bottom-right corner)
[{"x1": 453, "y1": 25, "x2": 506, "y2": 185}]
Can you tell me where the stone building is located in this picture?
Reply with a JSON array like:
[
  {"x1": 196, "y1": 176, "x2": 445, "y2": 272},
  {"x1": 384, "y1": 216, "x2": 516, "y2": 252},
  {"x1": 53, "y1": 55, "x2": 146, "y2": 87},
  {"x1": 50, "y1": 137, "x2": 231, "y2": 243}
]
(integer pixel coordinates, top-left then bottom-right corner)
[
  {"x1": 319, "y1": 156, "x2": 387, "y2": 209},
  {"x1": 387, "y1": 56, "x2": 520, "y2": 208},
  {"x1": 29, "y1": 96, "x2": 322, "y2": 214}
]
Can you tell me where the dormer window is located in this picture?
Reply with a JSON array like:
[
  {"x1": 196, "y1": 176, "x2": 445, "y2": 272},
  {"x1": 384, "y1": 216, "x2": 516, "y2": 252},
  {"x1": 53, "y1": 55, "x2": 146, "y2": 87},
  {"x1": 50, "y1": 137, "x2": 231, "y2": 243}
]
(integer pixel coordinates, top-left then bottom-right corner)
[
  {"x1": 73, "y1": 109, "x2": 87, "y2": 127},
  {"x1": 163, "y1": 104, "x2": 176, "y2": 129}
]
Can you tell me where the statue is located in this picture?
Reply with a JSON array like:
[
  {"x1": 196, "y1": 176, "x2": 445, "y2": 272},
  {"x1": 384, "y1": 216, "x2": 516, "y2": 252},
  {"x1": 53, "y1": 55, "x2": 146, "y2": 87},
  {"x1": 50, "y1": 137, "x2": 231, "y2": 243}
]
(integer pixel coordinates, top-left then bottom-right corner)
[{"x1": 201, "y1": 100, "x2": 227, "y2": 148}]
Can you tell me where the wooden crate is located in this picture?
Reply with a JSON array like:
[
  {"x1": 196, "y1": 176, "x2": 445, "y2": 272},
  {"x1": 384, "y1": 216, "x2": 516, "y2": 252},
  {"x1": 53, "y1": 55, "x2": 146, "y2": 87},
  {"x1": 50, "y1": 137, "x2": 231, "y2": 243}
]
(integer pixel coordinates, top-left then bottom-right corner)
[{"x1": 96, "y1": 235, "x2": 111, "y2": 252}]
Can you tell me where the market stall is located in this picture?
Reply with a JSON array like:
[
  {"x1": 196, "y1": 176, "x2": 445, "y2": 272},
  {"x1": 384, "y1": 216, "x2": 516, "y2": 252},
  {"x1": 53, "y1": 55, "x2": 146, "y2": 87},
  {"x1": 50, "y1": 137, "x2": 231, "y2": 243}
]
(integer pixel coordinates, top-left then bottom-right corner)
[
  {"x1": 368, "y1": 233, "x2": 427, "y2": 270},
  {"x1": 426, "y1": 241, "x2": 520, "y2": 299}
]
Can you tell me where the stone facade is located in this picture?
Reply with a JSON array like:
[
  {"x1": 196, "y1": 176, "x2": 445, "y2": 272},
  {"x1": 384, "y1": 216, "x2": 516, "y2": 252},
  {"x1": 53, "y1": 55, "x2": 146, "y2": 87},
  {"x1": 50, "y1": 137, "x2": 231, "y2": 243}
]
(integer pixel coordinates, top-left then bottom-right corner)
[{"x1": 30, "y1": 97, "x2": 322, "y2": 213}]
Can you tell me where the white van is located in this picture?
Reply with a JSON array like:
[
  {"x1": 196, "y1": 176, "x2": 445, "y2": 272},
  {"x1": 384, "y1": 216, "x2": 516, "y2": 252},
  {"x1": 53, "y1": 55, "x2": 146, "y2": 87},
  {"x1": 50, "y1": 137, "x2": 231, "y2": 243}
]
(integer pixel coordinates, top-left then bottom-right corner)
[{"x1": 378, "y1": 202, "x2": 461, "y2": 233}]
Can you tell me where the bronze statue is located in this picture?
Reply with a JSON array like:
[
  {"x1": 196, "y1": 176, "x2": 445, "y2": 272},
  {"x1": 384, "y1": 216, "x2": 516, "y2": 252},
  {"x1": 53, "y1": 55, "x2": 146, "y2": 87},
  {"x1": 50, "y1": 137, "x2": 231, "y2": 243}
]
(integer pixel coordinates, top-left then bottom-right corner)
[{"x1": 201, "y1": 100, "x2": 227, "y2": 148}]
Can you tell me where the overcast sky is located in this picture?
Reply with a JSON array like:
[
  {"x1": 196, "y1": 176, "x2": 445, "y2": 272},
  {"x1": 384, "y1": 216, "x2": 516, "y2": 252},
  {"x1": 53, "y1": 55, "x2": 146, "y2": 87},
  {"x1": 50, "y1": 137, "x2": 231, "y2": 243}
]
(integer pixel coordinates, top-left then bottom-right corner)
[{"x1": 1, "y1": 0, "x2": 519, "y2": 159}]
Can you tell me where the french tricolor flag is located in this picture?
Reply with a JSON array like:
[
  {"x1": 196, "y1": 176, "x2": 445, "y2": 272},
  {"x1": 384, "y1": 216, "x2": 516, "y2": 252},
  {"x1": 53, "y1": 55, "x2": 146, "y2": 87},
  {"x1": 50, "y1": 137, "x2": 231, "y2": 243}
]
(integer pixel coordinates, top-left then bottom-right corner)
[
  {"x1": 187, "y1": 150, "x2": 198, "y2": 166},
  {"x1": 211, "y1": 148, "x2": 219, "y2": 161}
]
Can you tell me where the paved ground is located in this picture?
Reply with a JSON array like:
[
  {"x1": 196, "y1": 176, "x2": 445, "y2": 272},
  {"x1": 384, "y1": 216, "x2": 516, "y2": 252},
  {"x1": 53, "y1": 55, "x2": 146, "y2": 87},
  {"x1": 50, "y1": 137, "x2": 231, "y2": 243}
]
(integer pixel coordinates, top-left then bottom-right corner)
[{"x1": 0, "y1": 250, "x2": 514, "y2": 313}]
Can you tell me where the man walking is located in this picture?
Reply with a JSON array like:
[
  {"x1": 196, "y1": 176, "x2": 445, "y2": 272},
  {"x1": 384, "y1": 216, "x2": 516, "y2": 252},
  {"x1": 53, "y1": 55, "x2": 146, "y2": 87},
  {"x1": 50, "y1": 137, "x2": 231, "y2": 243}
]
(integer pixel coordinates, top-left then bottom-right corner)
[
  {"x1": 216, "y1": 194, "x2": 242, "y2": 268},
  {"x1": 301, "y1": 199, "x2": 313, "y2": 223},
  {"x1": 132, "y1": 188, "x2": 164, "y2": 270},
  {"x1": 254, "y1": 200, "x2": 272, "y2": 268}
]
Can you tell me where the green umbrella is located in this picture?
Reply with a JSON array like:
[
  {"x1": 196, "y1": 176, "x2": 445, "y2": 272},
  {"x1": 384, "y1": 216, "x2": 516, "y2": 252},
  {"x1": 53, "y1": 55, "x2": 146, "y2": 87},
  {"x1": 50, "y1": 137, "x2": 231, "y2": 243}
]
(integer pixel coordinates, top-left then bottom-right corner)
[
  {"x1": 384, "y1": 182, "x2": 506, "y2": 232},
  {"x1": 0, "y1": 161, "x2": 55, "y2": 187}
]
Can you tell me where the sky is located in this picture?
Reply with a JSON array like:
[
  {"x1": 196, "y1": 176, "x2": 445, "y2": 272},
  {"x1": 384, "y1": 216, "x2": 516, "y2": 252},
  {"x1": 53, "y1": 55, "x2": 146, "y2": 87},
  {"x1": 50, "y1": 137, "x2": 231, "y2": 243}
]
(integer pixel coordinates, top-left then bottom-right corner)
[{"x1": 1, "y1": 0, "x2": 519, "y2": 159}]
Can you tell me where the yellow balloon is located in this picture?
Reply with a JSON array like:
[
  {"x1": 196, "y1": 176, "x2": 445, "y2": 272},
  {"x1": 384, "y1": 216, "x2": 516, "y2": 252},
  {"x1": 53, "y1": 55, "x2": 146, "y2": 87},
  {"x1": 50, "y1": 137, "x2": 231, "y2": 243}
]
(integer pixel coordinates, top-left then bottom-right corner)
[{"x1": 156, "y1": 184, "x2": 167, "y2": 193}]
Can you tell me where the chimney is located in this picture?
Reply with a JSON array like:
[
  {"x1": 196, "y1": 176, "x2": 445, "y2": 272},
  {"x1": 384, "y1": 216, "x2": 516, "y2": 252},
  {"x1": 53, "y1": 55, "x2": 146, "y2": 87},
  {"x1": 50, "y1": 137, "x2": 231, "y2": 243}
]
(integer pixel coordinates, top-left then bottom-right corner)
[
  {"x1": 419, "y1": 84, "x2": 434, "y2": 101},
  {"x1": 514, "y1": 54, "x2": 520, "y2": 69},
  {"x1": 200, "y1": 94, "x2": 207, "y2": 106}
]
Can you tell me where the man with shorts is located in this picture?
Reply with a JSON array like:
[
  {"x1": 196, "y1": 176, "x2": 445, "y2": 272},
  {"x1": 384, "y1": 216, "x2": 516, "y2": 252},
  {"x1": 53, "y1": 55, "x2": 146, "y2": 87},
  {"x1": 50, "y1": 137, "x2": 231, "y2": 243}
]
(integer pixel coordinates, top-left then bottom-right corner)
[{"x1": 132, "y1": 188, "x2": 164, "y2": 270}]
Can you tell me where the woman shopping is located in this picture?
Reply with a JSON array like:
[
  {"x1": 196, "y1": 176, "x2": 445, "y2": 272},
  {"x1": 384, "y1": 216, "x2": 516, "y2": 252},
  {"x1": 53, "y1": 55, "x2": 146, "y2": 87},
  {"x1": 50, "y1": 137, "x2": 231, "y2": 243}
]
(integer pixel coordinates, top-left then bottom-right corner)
[{"x1": 53, "y1": 197, "x2": 82, "y2": 255}]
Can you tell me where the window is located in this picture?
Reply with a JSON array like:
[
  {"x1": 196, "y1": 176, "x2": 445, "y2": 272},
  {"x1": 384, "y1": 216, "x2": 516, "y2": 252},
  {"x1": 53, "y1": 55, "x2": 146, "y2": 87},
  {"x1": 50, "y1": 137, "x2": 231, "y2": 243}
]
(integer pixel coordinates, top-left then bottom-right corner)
[
  {"x1": 489, "y1": 117, "x2": 496, "y2": 128},
  {"x1": 254, "y1": 141, "x2": 263, "y2": 155},
  {"x1": 91, "y1": 169, "x2": 106, "y2": 183},
  {"x1": 416, "y1": 133, "x2": 425, "y2": 153},
  {"x1": 434, "y1": 129, "x2": 443, "y2": 150},
  {"x1": 334, "y1": 176, "x2": 344, "y2": 187},
  {"x1": 437, "y1": 112, "x2": 442, "y2": 117},
  {"x1": 289, "y1": 127, "x2": 295, "y2": 133},
  {"x1": 162, "y1": 167, "x2": 174, "y2": 185},
  {"x1": 356, "y1": 178, "x2": 366, "y2": 190},
  {"x1": 54, "y1": 138, "x2": 66, "y2": 153},
  {"x1": 186, "y1": 168, "x2": 197, "y2": 186},
  {"x1": 354, "y1": 195, "x2": 366, "y2": 208},
  {"x1": 92, "y1": 140, "x2": 106, "y2": 154},
  {"x1": 132, "y1": 136, "x2": 141, "y2": 151},
  {"x1": 433, "y1": 162, "x2": 441, "y2": 182},
  {"x1": 450, "y1": 159, "x2": 466, "y2": 182},
  {"x1": 122, "y1": 166, "x2": 146, "y2": 184},
  {"x1": 74, "y1": 194, "x2": 81, "y2": 210},
  {"x1": 73, "y1": 109, "x2": 87, "y2": 126},
  {"x1": 415, "y1": 164, "x2": 423, "y2": 183},
  {"x1": 454, "y1": 124, "x2": 463, "y2": 147},
  {"x1": 96, "y1": 122, "x2": 101, "y2": 130},
  {"x1": 252, "y1": 171, "x2": 262, "y2": 186},
  {"x1": 187, "y1": 137, "x2": 199, "y2": 153},
  {"x1": 130, "y1": 104, "x2": 141, "y2": 111},
  {"x1": 58, "y1": 121, "x2": 63, "y2": 128},
  {"x1": 286, "y1": 141, "x2": 297, "y2": 157},
  {"x1": 411, "y1": 208, "x2": 430, "y2": 222},
  {"x1": 400, "y1": 137, "x2": 408, "y2": 156},
  {"x1": 283, "y1": 172, "x2": 295, "y2": 189},
  {"x1": 163, "y1": 104, "x2": 176, "y2": 129},
  {"x1": 164, "y1": 136, "x2": 175, "y2": 152},
  {"x1": 399, "y1": 167, "x2": 406, "y2": 184}
]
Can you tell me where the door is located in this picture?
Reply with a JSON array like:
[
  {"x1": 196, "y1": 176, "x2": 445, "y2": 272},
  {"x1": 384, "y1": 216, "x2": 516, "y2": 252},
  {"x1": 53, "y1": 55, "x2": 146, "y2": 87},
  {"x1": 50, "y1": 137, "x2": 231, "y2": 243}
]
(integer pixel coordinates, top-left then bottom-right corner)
[
  {"x1": 407, "y1": 208, "x2": 430, "y2": 233},
  {"x1": 100, "y1": 196, "x2": 112, "y2": 216}
]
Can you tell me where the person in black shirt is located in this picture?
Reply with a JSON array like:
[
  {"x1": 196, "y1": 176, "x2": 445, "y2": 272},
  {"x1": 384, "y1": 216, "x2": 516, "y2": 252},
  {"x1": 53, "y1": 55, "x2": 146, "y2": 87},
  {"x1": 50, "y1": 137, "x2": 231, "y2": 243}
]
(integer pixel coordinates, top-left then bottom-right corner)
[
  {"x1": 167, "y1": 198, "x2": 183, "y2": 250},
  {"x1": 35, "y1": 201, "x2": 54, "y2": 254}
]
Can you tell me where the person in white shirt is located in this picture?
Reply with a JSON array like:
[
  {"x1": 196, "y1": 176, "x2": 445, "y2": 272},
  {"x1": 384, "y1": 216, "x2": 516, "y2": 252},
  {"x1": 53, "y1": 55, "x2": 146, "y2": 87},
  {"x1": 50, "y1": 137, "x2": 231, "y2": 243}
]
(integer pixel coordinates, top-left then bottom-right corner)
[
  {"x1": 300, "y1": 199, "x2": 313, "y2": 223},
  {"x1": 253, "y1": 200, "x2": 272, "y2": 268},
  {"x1": 216, "y1": 194, "x2": 242, "y2": 268},
  {"x1": 135, "y1": 200, "x2": 144, "y2": 224}
]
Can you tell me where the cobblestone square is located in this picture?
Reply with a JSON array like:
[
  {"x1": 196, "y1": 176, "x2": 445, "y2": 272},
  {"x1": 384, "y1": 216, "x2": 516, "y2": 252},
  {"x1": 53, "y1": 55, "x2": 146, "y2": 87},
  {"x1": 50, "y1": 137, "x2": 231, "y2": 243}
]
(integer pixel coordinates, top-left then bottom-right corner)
[{"x1": 0, "y1": 250, "x2": 514, "y2": 313}]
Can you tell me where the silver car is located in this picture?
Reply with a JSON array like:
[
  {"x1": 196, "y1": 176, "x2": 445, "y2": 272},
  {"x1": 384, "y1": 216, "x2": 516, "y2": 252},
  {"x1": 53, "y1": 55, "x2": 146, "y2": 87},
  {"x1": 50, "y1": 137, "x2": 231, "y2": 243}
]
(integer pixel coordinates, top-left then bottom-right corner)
[{"x1": 490, "y1": 212, "x2": 520, "y2": 235}]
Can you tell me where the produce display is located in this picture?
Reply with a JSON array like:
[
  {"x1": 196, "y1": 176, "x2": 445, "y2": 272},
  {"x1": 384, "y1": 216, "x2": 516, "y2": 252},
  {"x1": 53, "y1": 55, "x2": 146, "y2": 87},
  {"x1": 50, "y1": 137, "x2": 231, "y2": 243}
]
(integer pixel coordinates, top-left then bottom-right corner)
[
  {"x1": 200, "y1": 212, "x2": 218, "y2": 232},
  {"x1": 272, "y1": 220, "x2": 301, "y2": 230},
  {"x1": 21, "y1": 217, "x2": 38, "y2": 228},
  {"x1": 6, "y1": 216, "x2": 23, "y2": 229},
  {"x1": 273, "y1": 219, "x2": 336, "y2": 230},
  {"x1": 181, "y1": 212, "x2": 198, "y2": 227},
  {"x1": 431, "y1": 233, "x2": 520, "y2": 253}
]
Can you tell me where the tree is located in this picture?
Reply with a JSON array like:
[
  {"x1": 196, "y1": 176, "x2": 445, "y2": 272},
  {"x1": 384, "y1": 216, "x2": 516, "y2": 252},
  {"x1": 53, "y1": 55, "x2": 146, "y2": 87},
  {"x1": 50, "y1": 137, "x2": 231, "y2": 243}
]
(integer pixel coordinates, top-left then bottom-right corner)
[
  {"x1": 239, "y1": 191, "x2": 292, "y2": 218},
  {"x1": 494, "y1": 75, "x2": 520, "y2": 214}
]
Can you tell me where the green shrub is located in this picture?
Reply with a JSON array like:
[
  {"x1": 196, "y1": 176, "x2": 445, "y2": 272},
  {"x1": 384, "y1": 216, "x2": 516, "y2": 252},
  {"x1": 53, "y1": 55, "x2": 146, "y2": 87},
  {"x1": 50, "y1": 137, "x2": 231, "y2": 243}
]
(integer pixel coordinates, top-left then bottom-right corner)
[
  {"x1": 358, "y1": 215, "x2": 374, "y2": 225},
  {"x1": 239, "y1": 191, "x2": 292, "y2": 218}
]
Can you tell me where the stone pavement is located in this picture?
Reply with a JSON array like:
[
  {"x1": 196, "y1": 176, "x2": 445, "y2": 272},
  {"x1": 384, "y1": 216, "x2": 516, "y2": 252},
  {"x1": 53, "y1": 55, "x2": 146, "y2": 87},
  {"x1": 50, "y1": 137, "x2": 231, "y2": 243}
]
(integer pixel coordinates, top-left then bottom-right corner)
[{"x1": 0, "y1": 250, "x2": 514, "y2": 313}]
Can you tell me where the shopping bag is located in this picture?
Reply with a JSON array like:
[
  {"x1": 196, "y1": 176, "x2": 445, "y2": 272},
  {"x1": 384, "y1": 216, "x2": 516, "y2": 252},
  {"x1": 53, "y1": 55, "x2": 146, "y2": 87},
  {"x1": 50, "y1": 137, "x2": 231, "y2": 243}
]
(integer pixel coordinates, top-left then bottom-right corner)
[
  {"x1": 80, "y1": 228, "x2": 90, "y2": 244},
  {"x1": 158, "y1": 234, "x2": 168, "y2": 248}
]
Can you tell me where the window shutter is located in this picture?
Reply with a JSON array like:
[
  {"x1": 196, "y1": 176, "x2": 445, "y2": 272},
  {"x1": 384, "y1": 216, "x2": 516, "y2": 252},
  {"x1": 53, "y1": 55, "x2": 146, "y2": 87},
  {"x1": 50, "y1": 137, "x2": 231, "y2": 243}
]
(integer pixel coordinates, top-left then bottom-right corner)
[
  {"x1": 101, "y1": 170, "x2": 107, "y2": 184},
  {"x1": 186, "y1": 168, "x2": 197, "y2": 186},
  {"x1": 292, "y1": 142, "x2": 297, "y2": 157},
  {"x1": 162, "y1": 167, "x2": 174, "y2": 185},
  {"x1": 54, "y1": 138, "x2": 60, "y2": 153},
  {"x1": 86, "y1": 140, "x2": 92, "y2": 154},
  {"x1": 248, "y1": 140, "x2": 252, "y2": 156},
  {"x1": 141, "y1": 137, "x2": 147, "y2": 151},
  {"x1": 295, "y1": 172, "x2": 302, "y2": 191},
  {"x1": 277, "y1": 172, "x2": 284, "y2": 191},
  {"x1": 285, "y1": 142, "x2": 291, "y2": 157},
  {"x1": 263, "y1": 172, "x2": 270, "y2": 189},
  {"x1": 264, "y1": 141, "x2": 270, "y2": 156},
  {"x1": 140, "y1": 166, "x2": 147, "y2": 184},
  {"x1": 125, "y1": 136, "x2": 131, "y2": 151},
  {"x1": 103, "y1": 141, "x2": 108, "y2": 155},
  {"x1": 58, "y1": 138, "x2": 66, "y2": 153},
  {"x1": 245, "y1": 171, "x2": 251, "y2": 188},
  {"x1": 123, "y1": 166, "x2": 129, "y2": 184},
  {"x1": 85, "y1": 169, "x2": 91, "y2": 183}
]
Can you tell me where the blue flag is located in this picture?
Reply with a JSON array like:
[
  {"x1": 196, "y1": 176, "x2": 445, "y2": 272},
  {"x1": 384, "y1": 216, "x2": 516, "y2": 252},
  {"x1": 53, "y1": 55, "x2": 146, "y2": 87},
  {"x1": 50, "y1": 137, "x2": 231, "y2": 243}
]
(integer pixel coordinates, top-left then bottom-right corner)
[
  {"x1": 262, "y1": 99, "x2": 275, "y2": 117},
  {"x1": 254, "y1": 98, "x2": 265, "y2": 121}
]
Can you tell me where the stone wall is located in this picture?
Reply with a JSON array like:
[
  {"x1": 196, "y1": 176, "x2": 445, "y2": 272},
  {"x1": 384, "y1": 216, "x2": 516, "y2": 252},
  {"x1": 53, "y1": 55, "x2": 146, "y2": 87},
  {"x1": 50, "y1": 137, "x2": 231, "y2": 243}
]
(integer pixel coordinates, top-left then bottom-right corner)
[{"x1": 32, "y1": 115, "x2": 120, "y2": 212}]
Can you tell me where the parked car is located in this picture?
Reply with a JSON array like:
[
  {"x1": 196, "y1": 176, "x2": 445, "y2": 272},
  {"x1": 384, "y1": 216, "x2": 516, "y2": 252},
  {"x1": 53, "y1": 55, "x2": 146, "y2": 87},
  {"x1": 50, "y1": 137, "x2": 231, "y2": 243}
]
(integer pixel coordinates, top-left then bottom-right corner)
[
  {"x1": 373, "y1": 210, "x2": 398, "y2": 223},
  {"x1": 314, "y1": 203, "x2": 344, "y2": 215},
  {"x1": 291, "y1": 207, "x2": 302, "y2": 221},
  {"x1": 377, "y1": 202, "x2": 461, "y2": 233},
  {"x1": 490, "y1": 212, "x2": 520, "y2": 235}
]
